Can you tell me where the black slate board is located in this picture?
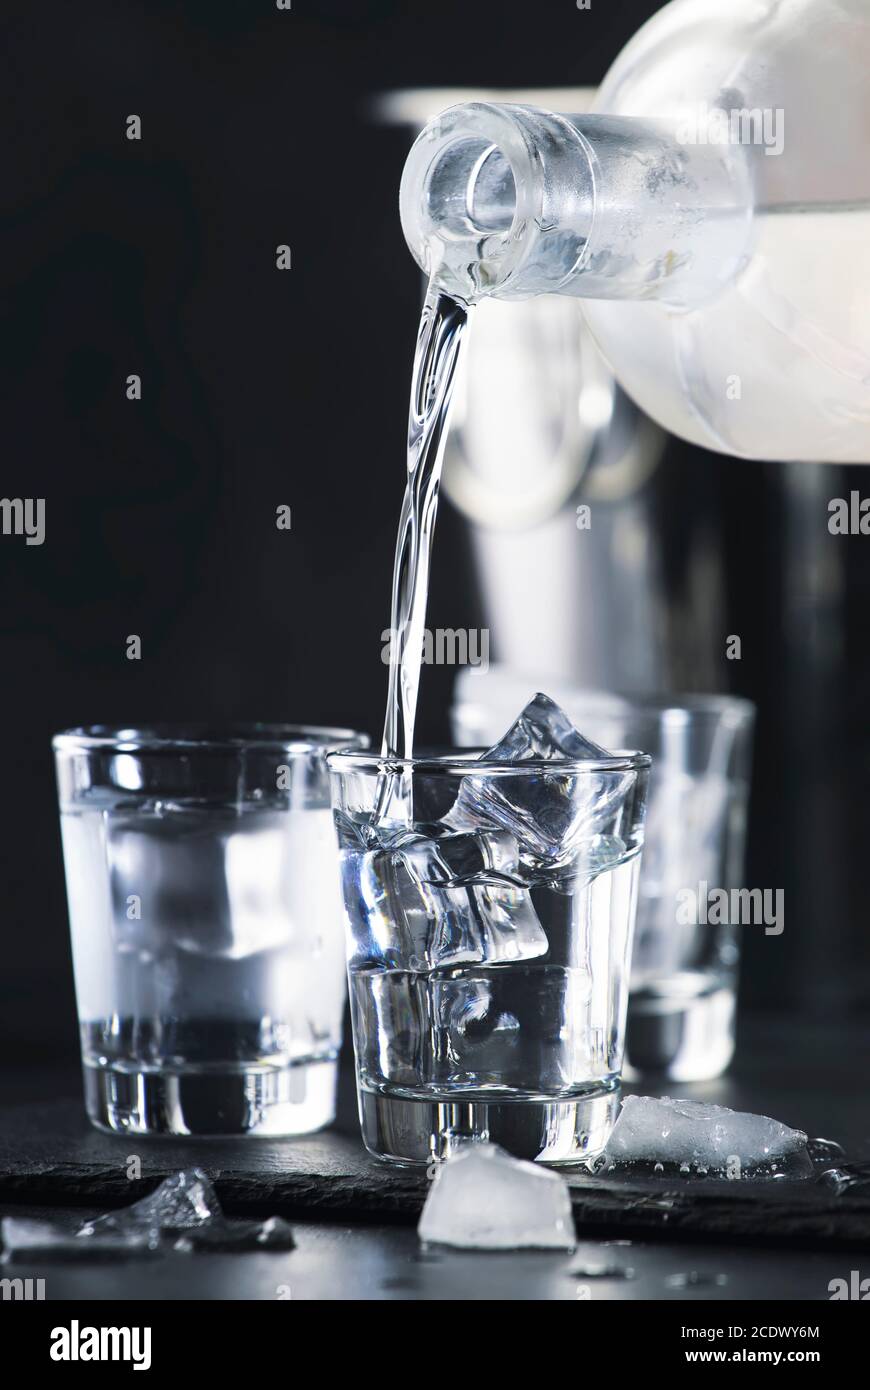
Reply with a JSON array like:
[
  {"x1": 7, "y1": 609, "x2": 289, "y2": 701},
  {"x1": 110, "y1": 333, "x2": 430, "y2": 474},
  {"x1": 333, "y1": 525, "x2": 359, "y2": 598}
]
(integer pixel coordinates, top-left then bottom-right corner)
[{"x1": 2, "y1": 1098, "x2": 870, "y2": 1249}]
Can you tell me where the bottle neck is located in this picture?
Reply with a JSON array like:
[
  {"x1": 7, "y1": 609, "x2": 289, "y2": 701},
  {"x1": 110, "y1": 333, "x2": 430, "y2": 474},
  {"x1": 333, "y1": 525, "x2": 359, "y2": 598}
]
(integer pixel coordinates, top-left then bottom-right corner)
[{"x1": 400, "y1": 102, "x2": 754, "y2": 310}]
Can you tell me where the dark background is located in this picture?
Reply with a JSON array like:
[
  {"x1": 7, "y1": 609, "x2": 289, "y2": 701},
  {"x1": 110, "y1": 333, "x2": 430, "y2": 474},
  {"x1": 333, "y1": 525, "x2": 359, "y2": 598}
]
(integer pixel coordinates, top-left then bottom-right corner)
[{"x1": 2, "y1": 0, "x2": 869, "y2": 1077}]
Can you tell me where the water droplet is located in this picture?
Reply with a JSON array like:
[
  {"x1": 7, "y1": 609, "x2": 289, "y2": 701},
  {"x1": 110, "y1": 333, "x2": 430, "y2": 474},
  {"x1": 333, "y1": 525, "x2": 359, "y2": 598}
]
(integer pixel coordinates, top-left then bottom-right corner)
[
  {"x1": 571, "y1": 1262, "x2": 635, "y2": 1281},
  {"x1": 807, "y1": 1137, "x2": 846, "y2": 1166},
  {"x1": 817, "y1": 1166, "x2": 870, "y2": 1195},
  {"x1": 666, "y1": 1271, "x2": 728, "y2": 1289}
]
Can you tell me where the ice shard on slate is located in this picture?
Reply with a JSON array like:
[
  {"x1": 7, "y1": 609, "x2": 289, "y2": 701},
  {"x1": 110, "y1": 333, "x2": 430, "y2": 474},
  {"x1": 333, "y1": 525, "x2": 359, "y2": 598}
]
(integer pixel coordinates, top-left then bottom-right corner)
[
  {"x1": 604, "y1": 1095, "x2": 809, "y2": 1173},
  {"x1": 418, "y1": 1142, "x2": 576, "y2": 1250}
]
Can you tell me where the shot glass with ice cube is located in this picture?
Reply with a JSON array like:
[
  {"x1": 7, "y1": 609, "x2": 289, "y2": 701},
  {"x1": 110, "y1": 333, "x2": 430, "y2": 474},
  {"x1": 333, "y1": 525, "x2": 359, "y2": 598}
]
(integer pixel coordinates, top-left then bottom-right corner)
[
  {"x1": 329, "y1": 694, "x2": 650, "y2": 1166},
  {"x1": 53, "y1": 722, "x2": 368, "y2": 1137}
]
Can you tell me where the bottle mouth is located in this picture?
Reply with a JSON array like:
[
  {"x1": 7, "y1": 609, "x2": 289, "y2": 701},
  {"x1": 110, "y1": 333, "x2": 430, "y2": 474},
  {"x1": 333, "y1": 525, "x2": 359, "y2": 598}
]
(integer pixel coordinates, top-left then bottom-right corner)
[
  {"x1": 402, "y1": 102, "x2": 755, "y2": 311},
  {"x1": 400, "y1": 102, "x2": 541, "y2": 301},
  {"x1": 424, "y1": 137, "x2": 517, "y2": 236}
]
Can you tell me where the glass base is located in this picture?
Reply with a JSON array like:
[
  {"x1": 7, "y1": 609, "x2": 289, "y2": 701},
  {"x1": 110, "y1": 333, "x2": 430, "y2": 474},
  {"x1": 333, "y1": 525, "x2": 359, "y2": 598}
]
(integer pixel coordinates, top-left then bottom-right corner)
[
  {"x1": 624, "y1": 985, "x2": 736, "y2": 1083},
  {"x1": 357, "y1": 1082, "x2": 620, "y2": 1166},
  {"x1": 83, "y1": 1058, "x2": 338, "y2": 1137}
]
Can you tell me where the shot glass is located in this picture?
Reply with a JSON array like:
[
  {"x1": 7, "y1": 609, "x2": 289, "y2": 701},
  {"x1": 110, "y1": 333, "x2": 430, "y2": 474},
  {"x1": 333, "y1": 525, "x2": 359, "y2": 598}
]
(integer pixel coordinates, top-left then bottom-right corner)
[
  {"x1": 54, "y1": 723, "x2": 368, "y2": 1137},
  {"x1": 452, "y1": 675, "x2": 755, "y2": 1081},
  {"x1": 329, "y1": 748, "x2": 649, "y2": 1165},
  {"x1": 563, "y1": 694, "x2": 755, "y2": 1083}
]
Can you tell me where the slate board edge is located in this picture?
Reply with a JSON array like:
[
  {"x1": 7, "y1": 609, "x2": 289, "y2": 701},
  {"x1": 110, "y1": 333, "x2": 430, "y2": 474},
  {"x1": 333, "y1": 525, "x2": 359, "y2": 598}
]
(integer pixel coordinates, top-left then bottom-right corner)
[{"x1": 2, "y1": 1162, "x2": 870, "y2": 1251}]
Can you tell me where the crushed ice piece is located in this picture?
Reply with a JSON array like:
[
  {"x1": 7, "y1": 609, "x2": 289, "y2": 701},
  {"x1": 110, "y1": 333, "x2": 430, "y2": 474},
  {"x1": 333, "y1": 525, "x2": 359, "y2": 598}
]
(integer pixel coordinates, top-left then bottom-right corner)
[
  {"x1": 418, "y1": 1142, "x2": 575, "y2": 1250},
  {"x1": 454, "y1": 693, "x2": 632, "y2": 866},
  {"x1": 1, "y1": 1215, "x2": 156, "y2": 1263},
  {"x1": 173, "y1": 1216, "x2": 296, "y2": 1253},
  {"x1": 79, "y1": 1168, "x2": 221, "y2": 1240},
  {"x1": 604, "y1": 1096, "x2": 808, "y2": 1174},
  {"x1": 5, "y1": 1169, "x2": 297, "y2": 1260}
]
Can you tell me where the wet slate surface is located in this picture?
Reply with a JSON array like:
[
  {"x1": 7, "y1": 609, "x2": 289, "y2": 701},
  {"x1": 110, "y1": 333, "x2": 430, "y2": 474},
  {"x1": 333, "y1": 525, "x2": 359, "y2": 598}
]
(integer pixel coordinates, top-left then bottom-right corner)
[
  {"x1": 1, "y1": 1096, "x2": 870, "y2": 1249},
  {"x1": 2, "y1": 1021, "x2": 870, "y2": 1252},
  {"x1": 0, "y1": 1097, "x2": 425, "y2": 1219},
  {"x1": 1, "y1": 1204, "x2": 855, "y2": 1301}
]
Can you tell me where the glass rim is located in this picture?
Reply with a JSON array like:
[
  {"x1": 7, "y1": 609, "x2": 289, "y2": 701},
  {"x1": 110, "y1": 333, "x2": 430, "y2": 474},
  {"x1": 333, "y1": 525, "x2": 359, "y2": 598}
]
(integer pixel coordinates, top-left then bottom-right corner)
[
  {"x1": 328, "y1": 747, "x2": 651, "y2": 776},
  {"x1": 52, "y1": 723, "x2": 370, "y2": 755},
  {"x1": 455, "y1": 681, "x2": 755, "y2": 728},
  {"x1": 558, "y1": 692, "x2": 755, "y2": 723}
]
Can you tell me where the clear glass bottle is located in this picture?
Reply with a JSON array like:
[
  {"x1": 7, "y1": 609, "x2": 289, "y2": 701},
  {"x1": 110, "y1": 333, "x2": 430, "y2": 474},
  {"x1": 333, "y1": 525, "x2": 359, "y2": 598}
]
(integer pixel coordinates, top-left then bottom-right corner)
[{"x1": 400, "y1": 0, "x2": 870, "y2": 462}]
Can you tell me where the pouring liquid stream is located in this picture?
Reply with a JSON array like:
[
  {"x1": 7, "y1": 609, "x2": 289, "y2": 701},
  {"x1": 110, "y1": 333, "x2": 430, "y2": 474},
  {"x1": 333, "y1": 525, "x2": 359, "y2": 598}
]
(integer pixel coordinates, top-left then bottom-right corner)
[{"x1": 376, "y1": 283, "x2": 469, "y2": 821}]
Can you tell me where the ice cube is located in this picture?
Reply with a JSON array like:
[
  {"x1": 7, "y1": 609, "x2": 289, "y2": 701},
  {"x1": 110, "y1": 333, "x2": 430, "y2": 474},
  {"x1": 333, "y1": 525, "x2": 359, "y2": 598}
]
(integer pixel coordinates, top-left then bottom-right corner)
[
  {"x1": 462, "y1": 883, "x2": 549, "y2": 964},
  {"x1": 418, "y1": 1142, "x2": 575, "y2": 1250},
  {"x1": 480, "y1": 693, "x2": 613, "y2": 762},
  {"x1": 454, "y1": 693, "x2": 633, "y2": 867},
  {"x1": 549, "y1": 834, "x2": 628, "y2": 891},
  {"x1": 347, "y1": 829, "x2": 548, "y2": 972},
  {"x1": 604, "y1": 1096, "x2": 808, "y2": 1174},
  {"x1": 107, "y1": 806, "x2": 295, "y2": 960},
  {"x1": 400, "y1": 827, "x2": 528, "y2": 889},
  {"x1": 333, "y1": 808, "x2": 378, "y2": 851},
  {"x1": 432, "y1": 977, "x2": 522, "y2": 1079}
]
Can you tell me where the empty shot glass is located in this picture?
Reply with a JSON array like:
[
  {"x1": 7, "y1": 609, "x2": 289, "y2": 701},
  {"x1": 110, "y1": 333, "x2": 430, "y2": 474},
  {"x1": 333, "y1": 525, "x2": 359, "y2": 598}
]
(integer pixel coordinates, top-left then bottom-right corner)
[
  {"x1": 329, "y1": 748, "x2": 649, "y2": 1165},
  {"x1": 54, "y1": 723, "x2": 368, "y2": 1137}
]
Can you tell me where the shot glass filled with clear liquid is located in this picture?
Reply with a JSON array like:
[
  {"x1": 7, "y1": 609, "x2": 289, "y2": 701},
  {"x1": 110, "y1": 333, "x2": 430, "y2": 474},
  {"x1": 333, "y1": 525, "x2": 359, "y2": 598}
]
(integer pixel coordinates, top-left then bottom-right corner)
[
  {"x1": 329, "y1": 727, "x2": 649, "y2": 1166},
  {"x1": 54, "y1": 723, "x2": 368, "y2": 1137}
]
